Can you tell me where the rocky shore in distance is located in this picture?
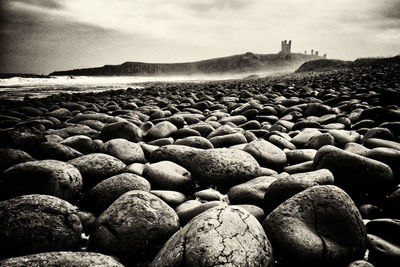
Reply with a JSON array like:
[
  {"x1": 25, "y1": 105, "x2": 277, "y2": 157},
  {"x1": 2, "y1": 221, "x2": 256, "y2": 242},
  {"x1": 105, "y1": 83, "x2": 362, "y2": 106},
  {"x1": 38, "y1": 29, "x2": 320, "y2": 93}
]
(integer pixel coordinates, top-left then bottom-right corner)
[{"x1": 0, "y1": 58, "x2": 399, "y2": 267}]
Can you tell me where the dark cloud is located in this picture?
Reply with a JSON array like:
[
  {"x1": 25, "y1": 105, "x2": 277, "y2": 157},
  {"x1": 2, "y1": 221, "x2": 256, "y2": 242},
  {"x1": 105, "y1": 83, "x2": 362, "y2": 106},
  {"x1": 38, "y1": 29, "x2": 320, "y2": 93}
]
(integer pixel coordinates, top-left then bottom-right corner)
[
  {"x1": 10, "y1": 0, "x2": 64, "y2": 10},
  {"x1": 379, "y1": 1, "x2": 400, "y2": 20},
  {"x1": 0, "y1": 1, "x2": 116, "y2": 73}
]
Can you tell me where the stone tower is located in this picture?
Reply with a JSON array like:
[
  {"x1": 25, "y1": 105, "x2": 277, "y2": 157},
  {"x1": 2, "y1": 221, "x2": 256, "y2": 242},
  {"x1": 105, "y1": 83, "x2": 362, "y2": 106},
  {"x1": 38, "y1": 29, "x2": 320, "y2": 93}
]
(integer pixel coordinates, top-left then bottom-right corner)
[{"x1": 281, "y1": 40, "x2": 291, "y2": 56}]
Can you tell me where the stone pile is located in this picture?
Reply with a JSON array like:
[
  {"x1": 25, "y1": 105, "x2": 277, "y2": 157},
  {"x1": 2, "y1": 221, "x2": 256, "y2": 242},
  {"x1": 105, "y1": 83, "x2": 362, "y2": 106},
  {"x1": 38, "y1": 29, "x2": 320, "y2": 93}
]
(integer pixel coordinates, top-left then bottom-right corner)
[{"x1": 0, "y1": 62, "x2": 399, "y2": 266}]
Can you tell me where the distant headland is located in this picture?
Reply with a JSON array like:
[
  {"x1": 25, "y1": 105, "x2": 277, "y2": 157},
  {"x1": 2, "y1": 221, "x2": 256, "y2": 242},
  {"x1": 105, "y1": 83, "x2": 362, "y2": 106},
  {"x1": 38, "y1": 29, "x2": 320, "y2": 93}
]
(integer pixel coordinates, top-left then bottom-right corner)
[{"x1": 50, "y1": 40, "x2": 325, "y2": 76}]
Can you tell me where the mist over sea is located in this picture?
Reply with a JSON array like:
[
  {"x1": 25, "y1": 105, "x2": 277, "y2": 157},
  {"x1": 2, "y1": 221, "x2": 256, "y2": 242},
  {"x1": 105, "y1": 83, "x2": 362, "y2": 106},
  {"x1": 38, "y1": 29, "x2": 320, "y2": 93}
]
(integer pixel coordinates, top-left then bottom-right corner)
[{"x1": 0, "y1": 71, "x2": 291, "y2": 101}]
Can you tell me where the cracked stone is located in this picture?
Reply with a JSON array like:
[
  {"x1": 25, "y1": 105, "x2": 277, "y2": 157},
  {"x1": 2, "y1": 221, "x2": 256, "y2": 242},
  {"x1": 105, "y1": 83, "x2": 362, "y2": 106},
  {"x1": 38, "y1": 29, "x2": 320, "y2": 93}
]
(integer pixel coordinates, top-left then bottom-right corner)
[{"x1": 151, "y1": 205, "x2": 274, "y2": 267}]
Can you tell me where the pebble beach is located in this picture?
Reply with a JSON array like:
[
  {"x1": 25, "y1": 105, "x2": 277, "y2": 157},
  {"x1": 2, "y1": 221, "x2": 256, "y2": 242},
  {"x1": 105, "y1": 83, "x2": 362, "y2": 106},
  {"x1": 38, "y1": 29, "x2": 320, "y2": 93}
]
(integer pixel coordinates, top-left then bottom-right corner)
[{"x1": 0, "y1": 60, "x2": 399, "y2": 266}]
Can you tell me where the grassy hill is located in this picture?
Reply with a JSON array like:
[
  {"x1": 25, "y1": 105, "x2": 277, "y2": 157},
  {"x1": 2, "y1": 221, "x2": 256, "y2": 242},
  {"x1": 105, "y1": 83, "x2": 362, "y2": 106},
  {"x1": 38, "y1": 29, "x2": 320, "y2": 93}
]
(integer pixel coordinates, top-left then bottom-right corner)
[{"x1": 50, "y1": 52, "x2": 321, "y2": 76}]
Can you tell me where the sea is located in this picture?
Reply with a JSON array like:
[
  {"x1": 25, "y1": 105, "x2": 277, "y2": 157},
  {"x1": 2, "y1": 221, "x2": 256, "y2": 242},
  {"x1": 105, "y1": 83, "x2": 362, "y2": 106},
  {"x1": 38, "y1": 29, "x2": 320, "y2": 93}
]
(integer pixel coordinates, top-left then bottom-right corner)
[{"x1": 0, "y1": 74, "x2": 252, "y2": 101}]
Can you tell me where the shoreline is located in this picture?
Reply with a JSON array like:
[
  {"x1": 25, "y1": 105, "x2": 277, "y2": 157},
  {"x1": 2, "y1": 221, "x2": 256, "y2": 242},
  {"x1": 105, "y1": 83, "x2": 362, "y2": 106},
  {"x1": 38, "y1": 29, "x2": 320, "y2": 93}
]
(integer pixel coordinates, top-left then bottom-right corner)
[{"x1": 0, "y1": 61, "x2": 399, "y2": 266}]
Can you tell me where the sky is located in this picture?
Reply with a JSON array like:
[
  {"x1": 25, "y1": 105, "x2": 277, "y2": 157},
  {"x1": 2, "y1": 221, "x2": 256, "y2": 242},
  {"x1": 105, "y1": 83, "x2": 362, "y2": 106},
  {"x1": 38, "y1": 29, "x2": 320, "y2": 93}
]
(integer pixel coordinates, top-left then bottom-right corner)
[{"x1": 0, "y1": 0, "x2": 399, "y2": 74}]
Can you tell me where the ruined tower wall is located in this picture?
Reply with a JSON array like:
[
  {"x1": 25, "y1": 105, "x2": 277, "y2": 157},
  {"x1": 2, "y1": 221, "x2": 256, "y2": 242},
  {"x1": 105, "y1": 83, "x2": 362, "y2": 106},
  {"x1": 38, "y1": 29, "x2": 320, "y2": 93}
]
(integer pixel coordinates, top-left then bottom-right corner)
[{"x1": 281, "y1": 40, "x2": 291, "y2": 56}]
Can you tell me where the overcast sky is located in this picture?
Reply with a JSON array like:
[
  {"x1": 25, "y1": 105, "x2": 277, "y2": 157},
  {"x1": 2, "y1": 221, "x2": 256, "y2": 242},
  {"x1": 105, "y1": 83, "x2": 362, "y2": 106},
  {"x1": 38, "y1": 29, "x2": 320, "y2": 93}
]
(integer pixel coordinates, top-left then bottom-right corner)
[{"x1": 0, "y1": 0, "x2": 399, "y2": 74}]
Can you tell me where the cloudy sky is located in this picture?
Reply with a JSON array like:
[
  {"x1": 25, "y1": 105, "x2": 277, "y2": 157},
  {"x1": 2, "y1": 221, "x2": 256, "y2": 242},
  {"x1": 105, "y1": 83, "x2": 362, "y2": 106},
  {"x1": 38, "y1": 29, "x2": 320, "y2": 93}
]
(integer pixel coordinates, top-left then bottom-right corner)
[{"x1": 0, "y1": 0, "x2": 399, "y2": 74}]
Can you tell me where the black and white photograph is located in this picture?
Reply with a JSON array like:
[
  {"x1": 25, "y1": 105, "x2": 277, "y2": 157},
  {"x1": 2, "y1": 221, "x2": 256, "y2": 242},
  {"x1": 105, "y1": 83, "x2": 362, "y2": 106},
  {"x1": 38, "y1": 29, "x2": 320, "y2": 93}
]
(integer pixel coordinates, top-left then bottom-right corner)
[{"x1": 0, "y1": 0, "x2": 399, "y2": 266}]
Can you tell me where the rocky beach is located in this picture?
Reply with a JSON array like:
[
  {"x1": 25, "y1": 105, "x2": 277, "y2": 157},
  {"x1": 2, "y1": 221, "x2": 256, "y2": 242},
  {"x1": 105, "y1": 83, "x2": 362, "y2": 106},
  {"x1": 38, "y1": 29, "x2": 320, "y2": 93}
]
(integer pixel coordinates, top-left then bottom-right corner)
[{"x1": 0, "y1": 57, "x2": 399, "y2": 267}]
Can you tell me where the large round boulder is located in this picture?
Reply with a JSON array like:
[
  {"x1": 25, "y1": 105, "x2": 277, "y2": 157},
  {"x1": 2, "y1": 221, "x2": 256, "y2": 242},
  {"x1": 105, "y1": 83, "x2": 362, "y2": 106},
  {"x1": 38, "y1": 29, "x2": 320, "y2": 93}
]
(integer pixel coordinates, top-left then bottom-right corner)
[
  {"x1": 0, "y1": 252, "x2": 124, "y2": 267},
  {"x1": 149, "y1": 145, "x2": 201, "y2": 167},
  {"x1": 1, "y1": 160, "x2": 82, "y2": 202},
  {"x1": 89, "y1": 190, "x2": 180, "y2": 265},
  {"x1": 0, "y1": 194, "x2": 83, "y2": 258},
  {"x1": 145, "y1": 121, "x2": 177, "y2": 141},
  {"x1": 313, "y1": 145, "x2": 394, "y2": 199},
  {"x1": 82, "y1": 172, "x2": 151, "y2": 214},
  {"x1": 243, "y1": 139, "x2": 287, "y2": 169},
  {"x1": 60, "y1": 135, "x2": 96, "y2": 154},
  {"x1": 68, "y1": 153, "x2": 126, "y2": 189},
  {"x1": 228, "y1": 176, "x2": 277, "y2": 207},
  {"x1": 262, "y1": 185, "x2": 367, "y2": 266},
  {"x1": 263, "y1": 169, "x2": 334, "y2": 215},
  {"x1": 99, "y1": 121, "x2": 142, "y2": 142},
  {"x1": 151, "y1": 205, "x2": 274, "y2": 267},
  {"x1": 0, "y1": 148, "x2": 34, "y2": 172},
  {"x1": 142, "y1": 161, "x2": 194, "y2": 191},
  {"x1": 189, "y1": 148, "x2": 261, "y2": 189},
  {"x1": 33, "y1": 142, "x2": 83, "y2": 161},
  {"x1": 104, "y1": 138, "x2": 146, "y2": 164}
]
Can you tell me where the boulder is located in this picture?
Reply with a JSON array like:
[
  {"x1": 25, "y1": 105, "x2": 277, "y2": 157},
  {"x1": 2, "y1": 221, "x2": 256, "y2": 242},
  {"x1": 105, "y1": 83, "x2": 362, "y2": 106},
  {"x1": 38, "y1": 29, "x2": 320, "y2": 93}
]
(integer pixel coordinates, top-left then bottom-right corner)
[
  {"x1": 194, "y1": 188, "x2": 226, "y2": 202},
  {"x1": 343, "y1": 142, "x2": 370, "y2": 156},
  {"x1": 61, "y1": 135, "x2": 96, "y2": 154},
  {"x1": 347, "y1": 260, "x2": 374, "y2": 267},
  {"x1": 151, "y1": 205, "x2": 274, "y2": 267},
  {"x1": 68, "y1": 153, "x2": 126, "y2": 189},
  {"x1": 143, "y1": 161, "x2": 194, "y2": 191},
  {"x1": 148, "y1": 137, "x2": 174, "y2": 146},
  {"x1": 149, "y1": 145, "x2": 201, "y2": 167},
  {"x1": 366, "y1": 147, "x2": 400, "y2": 183},
  {"x1": 384, "y1": 188, "x2": 400, "y2": 218},
  {"x1": 0, "y1": 252, "x2": 123, "y2": 266},
  {"x1": 367, "y1": 234, "x2": 400, "y2": 266},
  {"x1": 189, "y1": 148, "x2": 261, "y2": 189},
  {"x1": 104, "y1": 138, "x2": 146, "y2": 164},
  {"x1": 83, "y1": 172, "x2": 151, "y2": 214},
  {"x1": 0, "y1": 194, "x2": 83, "y2": 258},
  {"x1": 145, "y1": 121, "x2": 177, "y2": 141},
  {"x1": 291, "y1": 128, "x2": 322, "y2": 147},
  {"x1": 243, "y1": 139, "x2": 287, "y2": 169},
  {"x1": 175, "y1": 200, "x2": 227, "y2": 226},
  {"x1": 313, "y1": 145, "x2": 394, "y2": 199},
  {"x1": 99, "y1": 121, "x2": 142, "y2": 142},
  {"x1": 285, "y1": 148, "x2": 317, "y2": 164},
  {"x1": 228, "y1": 176, "x2": 277, "y2": 207},
  {"x1": 151, "y1": 190, "x2": 186, "y2": 208},
  {"x1": 263, "y1": 169, "x2": 334, "y2": 215},
  {"x1": 34, "y1": 142, "x2": 82, "y2": 161},
  {"x1": 1, "y1": 160, "x2": 82, "y2": 202},
  {"x1": 231, "y1": 204, "x2": 265, "y2": 222},
  {"x1": 263, "y1": 185, "x2": 367, "y2": 266},
  {"x1": 174, "y1": 136, "x2": 214, "y2": 149},
  {"x1": 283, "y1": 160, "x2": 314, "y2": 174},
  {"x1": 0, "y1": 148, "x2": 34, "y2": 172},
  {"x1": 90, "y1": 190, "x2": 180, "y2": 265},
  {"x1": 328, "y1": 129, "x2": 361, "y2": 146},
  {"x1": 209, "y1": 132, "x2": 247, "y2": 148}
]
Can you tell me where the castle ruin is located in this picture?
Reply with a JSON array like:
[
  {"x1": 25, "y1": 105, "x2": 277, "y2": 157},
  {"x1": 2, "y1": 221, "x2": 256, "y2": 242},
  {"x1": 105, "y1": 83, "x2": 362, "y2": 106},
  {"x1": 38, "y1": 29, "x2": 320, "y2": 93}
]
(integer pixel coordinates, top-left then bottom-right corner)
[
  {"x1": 280, "y1": 40, "x2": 291, "y2": 57},
  {"x1": 279, "y1": 40, "x2": 327, "y2": 59}
]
